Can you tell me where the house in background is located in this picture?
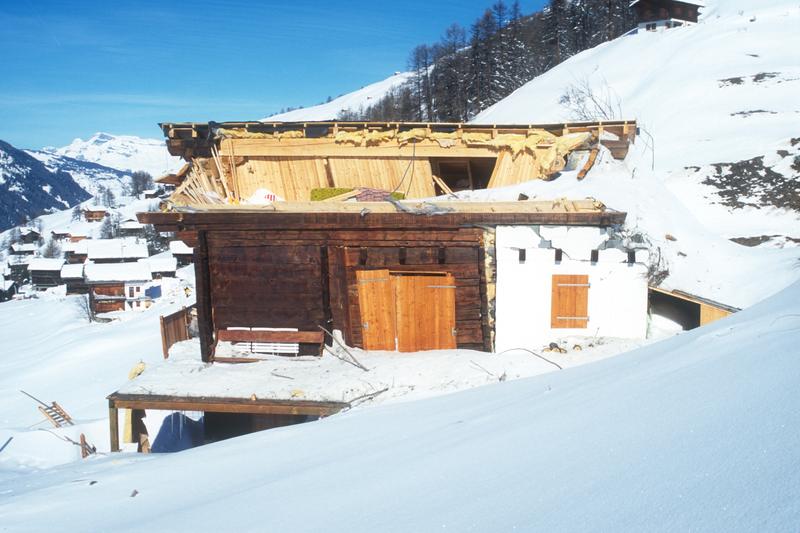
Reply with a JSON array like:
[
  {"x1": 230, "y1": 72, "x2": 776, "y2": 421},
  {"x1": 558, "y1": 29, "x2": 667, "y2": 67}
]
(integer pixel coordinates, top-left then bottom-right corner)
[
  {"x1": 68, "y1": 232, "x2": 88, "y2": 243},
  {"x1": 10, "y1": 243, "x2": 37, "y2": 256},
  {"x1": 84, "y1": 262, "x2": 153, "y2": 314},
  {"x1": 630, "y1": 0, "x2": 703, "y2": 32},
  {"x1": 5, "y1": 256, "x2": 31, "y2": 284},
  {"x1": 0, "y1": 274, "x2": 16, "y2": 302},
  {"x1": 119, "y1": 219, "x2": 146, "y2": 237},
  {"x1": 169, "y1": 240, "x2": 194, "y2": 267},
  {"x1": 63, "y1": 240, "x2": 89, "y2": 264},
  {"x1": 61, "y1": 263, "x2": 88, "y2": 295},
  {"x1": 27, "y1": 258, "x2": 65, "y2": 290},
  {"x1": 87, "y1": 238, "x2": 149, "y2": 264},
  {"x1": 18, "y1": 228, "x2": 42, "y2": 244},
  {"x1": 82, "y1": 206, "x2": 109, "y2": 222},
  {"x1": 141, "y1": 189, "x2": 160, "y2": 199},
  {"x1": 50, "y1": 229, "x2": 72, "y2": 242},
  {"x1": 139, "y1": 252, "x2": 177, "y2": 279}
]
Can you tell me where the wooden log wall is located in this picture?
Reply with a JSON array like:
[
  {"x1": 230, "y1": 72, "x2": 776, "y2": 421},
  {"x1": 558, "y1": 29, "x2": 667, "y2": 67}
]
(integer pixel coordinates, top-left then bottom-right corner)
[
  {"x1": 202, "y1": 228, "x2": 489, "y2": 352},
  {"x1": 160, "y1": 305, "x2": 195, "y2": 359}
]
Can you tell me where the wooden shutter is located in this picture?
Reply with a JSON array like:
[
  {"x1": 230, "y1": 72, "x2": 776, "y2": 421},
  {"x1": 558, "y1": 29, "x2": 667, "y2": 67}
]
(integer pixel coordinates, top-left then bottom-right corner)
[
  {"x1": 551, "y1": 275, "x2": 590, "y2": 329},
  {"x1": 356, "y1": 269, "x2": 396, "y2": 350},
  {"x1": 393, "y1": 273, "x2": 457, "y2": 352}
]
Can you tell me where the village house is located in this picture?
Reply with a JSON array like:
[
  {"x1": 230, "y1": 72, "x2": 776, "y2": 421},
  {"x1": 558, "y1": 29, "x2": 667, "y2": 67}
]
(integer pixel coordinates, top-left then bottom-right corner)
[
  {"x1": 141, "y1": 189, "x2": 160, "y2": 200},
  {"x1": 169, "y1": 240, "x2": 194, "y2": 266},
  {"x1": 60, "y1": 263, "x2": 88, "y2": 295},
  {"x1": 62, "y1": 240, "x2": 89, "y2": 264},
  {"x1": 139, "y1": 252, "x2": 177, "y2": 279},
  {"x1": 50, "y1": 229, "x2": 72, "y2": 242},
  {"x1": 27, "y1": 258, "x2": 65, "y2": 290},
  {"x1": 106, "y1": 120, "x2": 659, "y2": 450},
  {"x1": 84, "y1": 262, "x2": 153, "y2": 314},
  {"x1": 0, "y1": 273, "x2": 16, "y2": 302},
  {"x1": 82, "y1": 206, "x2": 109, "y2": 222},
  {"x1": 118, "y1": 218, "x2": 146, "y2": 237},
  {"x1": 5, "y1": 256, "x2": 31, "y2": 284},
  {"x1": 68, "y1": 232, "x2": 88, "y2": 243},
  {"x1": 10, "y1": 243, "x2": 37, "y2": 256},
  {"x1": 18, "y1": 228, "x2": 42, "y2": 244},
  {"x1": 631, "y1": 0, "x2": 703, "y2": 32},
  {"x1": 87, "y1": 238, "x2": 149, "y2": 264}
]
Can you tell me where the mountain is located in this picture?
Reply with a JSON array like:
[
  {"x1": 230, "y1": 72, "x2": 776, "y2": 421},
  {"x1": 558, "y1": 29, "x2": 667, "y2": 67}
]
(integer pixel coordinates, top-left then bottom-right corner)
[
  {"x1": 0, "y1": 140, "x2": 91, "y2": 231},
  {"x1": 49, "y1": 132, "x2": 182, "y2": 178},
  {"x1": 264, "y1": 72, "x2": 413, "y2": 121},
  {"x1": 26, "y1": 150, "x2": 131, "y2": 199}
]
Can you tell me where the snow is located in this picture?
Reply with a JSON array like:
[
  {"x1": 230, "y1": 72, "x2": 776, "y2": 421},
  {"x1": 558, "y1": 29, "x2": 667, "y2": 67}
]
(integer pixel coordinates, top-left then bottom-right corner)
[
  {"x1": 264, "y1": 72, "x2": 413, "y2": 121},
  {"x1": 168, "y1": 240, "x2": 193, "y2": 255},
  {"x1": 84, "y1": 262, "x2": 152, "y2": 283},
  {"x1": 139, "y1": 253, "x2": 177, "y2": 274},
  {"x1": 86, "y1": 238, "x2": 148, "y2": 261},
  {"x1": 475, "y1": 0, "x2": 800, "y2": 170},
  {"x1": 50, "y1": 132, "x2": 182, "y2": 178},
  {"x1": 1, "y1": 280, "x2": 799, "y2": 531},
  {"x1": 60, "y1": 263, "x2": 84, "y2": 279},
  {"x1": 26, "y1": 258, "x2": 64, "y2": 272}
]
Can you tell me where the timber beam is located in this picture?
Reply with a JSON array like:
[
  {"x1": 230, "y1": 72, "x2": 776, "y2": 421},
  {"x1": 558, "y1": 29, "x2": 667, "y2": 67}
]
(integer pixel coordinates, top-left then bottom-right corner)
[{"x1": 108, "y1": 393, "x2": 348, "y2": 417}]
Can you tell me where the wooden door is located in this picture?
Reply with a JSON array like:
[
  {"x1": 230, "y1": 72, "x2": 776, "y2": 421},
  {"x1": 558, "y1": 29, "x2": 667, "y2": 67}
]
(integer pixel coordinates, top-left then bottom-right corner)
[
  {"x1": 551, "y1": 275, "x2": 590, "y2": 329},
  {"x1": 393, "y1": 273, "x2": 457, "y2": 352},
  {"x1": 356, "y1": 269, "x2": 396, "y2": 350}
]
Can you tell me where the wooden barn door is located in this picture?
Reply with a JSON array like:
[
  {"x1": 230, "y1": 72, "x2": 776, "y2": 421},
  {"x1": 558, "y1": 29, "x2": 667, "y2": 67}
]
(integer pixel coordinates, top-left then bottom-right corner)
[
  {"x1": 551, "y1": 275, "x2": 590, "y2": 329},
  {"x1": 356, "y1": 270, "x2": 456, "y2": 352},
  {"x1": 393, "y1": 273, "x2": 457, "y2": 352},
  {"x1": 356, "y1": 270, "x2": 396, "y2": 350}
]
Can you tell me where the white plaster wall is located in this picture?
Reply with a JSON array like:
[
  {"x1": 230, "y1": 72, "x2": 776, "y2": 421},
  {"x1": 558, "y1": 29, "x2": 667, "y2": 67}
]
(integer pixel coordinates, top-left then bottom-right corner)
[{"x1": 495, "y1": 226, "x2": 649, "y2": 353}]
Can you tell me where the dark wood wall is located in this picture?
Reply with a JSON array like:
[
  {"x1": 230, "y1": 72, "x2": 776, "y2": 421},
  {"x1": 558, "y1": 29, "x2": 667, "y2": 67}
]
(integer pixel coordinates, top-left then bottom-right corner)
[
  {"x1": 634, "y1": 0, "x2": 699, "y2": 23},
  {"x1": 203, "y1": 228, "x2": 489, "y2": 352}
]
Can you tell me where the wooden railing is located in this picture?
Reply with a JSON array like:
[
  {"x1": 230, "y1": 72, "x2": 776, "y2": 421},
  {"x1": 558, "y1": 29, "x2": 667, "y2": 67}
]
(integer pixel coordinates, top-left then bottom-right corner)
[{"x1": 159, "y1": 305, "x2": 196, "y2": 359}]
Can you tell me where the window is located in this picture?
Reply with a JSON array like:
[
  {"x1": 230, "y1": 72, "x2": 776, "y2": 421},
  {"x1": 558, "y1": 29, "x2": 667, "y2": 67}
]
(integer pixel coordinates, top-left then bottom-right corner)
[
  {"x1": 129, "y1": 286, "x2": 135, "y2": 298},
  {"x1": 551, "y1": 275, "x2": 590, "y2": 329},
  {"x1": 646, "y1": 23, "x2": 657, "y2": 31}
]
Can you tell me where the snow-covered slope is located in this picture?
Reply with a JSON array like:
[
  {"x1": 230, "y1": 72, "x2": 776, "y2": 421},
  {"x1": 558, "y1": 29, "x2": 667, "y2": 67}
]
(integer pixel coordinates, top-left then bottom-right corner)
[
  {"x1": 49, "y1": 133, "x2": 182, "y2": 178},
  {"x1": 2, "y1": 279, "x2": 798, "y2": 531},
  {"x1": 26, "y1": 150, "x2": 131, "y2": 199},
  {"x1": 264, "y1": 72, "x2": 413, "y2": 121},
  {"x1": 0, "y1": 140, "x2": 91, "y2": 231},
  {"x1": 469, "y1": 0, "x2": 800, "y2": 303},
  {"x1": 475, "y1": 0, "x2": 799, "y2": 169}
]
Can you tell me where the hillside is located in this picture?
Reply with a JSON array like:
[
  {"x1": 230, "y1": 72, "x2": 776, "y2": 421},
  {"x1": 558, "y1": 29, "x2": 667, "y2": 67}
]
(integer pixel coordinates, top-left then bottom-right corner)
[
  {"x1": 264, "y1": 72, "x2": 413, "y2": 121},
  {"x1": 0, "y1": 140, "x2": 91, "y2": 231},
  {"x1": 50, "y1": 132, "x2": 182, "y2": 178},
  {"x1": 26, "y1": 150, "x2": 131, "y2": 199},
  {"x1": 1, "y1": 278, "x2": 798, "y2": 531}
]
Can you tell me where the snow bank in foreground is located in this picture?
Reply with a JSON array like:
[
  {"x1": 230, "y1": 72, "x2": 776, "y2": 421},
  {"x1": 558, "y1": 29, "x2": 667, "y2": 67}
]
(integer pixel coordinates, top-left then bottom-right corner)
[{"x1": 1, "y1": 280, "x2": 798, "y2": 531}]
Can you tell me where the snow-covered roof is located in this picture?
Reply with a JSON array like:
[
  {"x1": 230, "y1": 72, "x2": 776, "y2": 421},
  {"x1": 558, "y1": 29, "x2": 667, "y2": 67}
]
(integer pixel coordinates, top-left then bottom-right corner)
[
  {"x1": 142, "y1": 189, "x2": 158, "y2": 194},
  {"x1": 87, "y1": 238, "x2": 149, "y2": 260},
  {"x1": 11, "y1": 243, "x2": 37, "y2": 253},
  {"x1": 0, "y1": 277, "x2": 14, "y2": 291},
  {"x1": 84, "y1": 262, "x2": 152, "y2": 283},
  {"x1": 19, "y1": 228, "x2": 41, "y2": 236},
  {"x1": 60, "y1": 263, "x2": 85, "y2": 279},
  {"x1": 119, "y1": 219, "x2": 144, "y2": 230},
  {"x1": 139, "y1": 254, "x2": 177, "y2": 273},
  {"x1": 27, "y1": 258, "x2": 65, "y2": 272},
  {"x1": 169, "y1": 240, "x2": 193, "y2": 255},
  {"x1": 82, "y1": 205, "x2": 108, "y2": 212},
  {"x1": 50, "y1": 228, "x2": 71, "y2": 236},
  {"x1": 6, "y1": 255, "x2": 30, "y2": 266},
  {"x1": 62, "y1": 240, "x2": 89, "y2": 254}
]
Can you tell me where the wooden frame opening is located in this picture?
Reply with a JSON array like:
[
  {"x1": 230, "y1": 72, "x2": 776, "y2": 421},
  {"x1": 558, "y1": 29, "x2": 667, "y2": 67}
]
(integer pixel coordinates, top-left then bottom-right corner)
[{"x1": 551, "y1": 274, "x2": 590, "y2": 329}]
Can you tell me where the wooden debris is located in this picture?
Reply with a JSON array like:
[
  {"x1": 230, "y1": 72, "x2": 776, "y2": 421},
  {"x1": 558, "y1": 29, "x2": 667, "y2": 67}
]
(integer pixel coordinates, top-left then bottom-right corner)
[{"x1": 21, "y1": 390, "x2": 74, "y2": 428}]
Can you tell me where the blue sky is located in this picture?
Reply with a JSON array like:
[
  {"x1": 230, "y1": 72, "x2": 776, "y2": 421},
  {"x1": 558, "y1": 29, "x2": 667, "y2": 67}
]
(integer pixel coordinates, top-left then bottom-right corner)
[{"x1": 0, "y1": 0, "x2": 546, "y2": 149}]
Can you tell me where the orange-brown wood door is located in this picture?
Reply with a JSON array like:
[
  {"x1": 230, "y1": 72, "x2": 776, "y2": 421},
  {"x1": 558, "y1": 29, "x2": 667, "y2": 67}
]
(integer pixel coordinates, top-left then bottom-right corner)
[
  {"x1": 356, "y1": 269, "x2": 396, "y2": 350},
  {"x1": 393, "y1": 273, "x2": 457, "y2": 352},
  {"x1": 551, "y1": 274, "x2": 590, "y2": 329}
]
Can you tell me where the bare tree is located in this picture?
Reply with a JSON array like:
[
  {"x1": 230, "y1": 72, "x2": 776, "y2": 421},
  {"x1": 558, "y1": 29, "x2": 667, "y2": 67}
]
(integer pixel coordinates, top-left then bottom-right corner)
[
  {"x1": 75, "y1": 294, "x2": 95, "y2": 323},
  {"x1": 41, "y1": 237, "x2": 62, "y2": 258},
  {"x1": 130, "y1": 171, "x2": 154, "y2": 196},
  {"x1": 559, "y1": 76, "x2": 622, "y2": 121}
]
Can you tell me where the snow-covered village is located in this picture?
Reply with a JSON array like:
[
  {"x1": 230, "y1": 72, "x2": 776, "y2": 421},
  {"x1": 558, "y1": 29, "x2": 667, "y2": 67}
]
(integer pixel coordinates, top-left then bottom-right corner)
[{"x1": 0, "y1": 0, "x2": 799, "y2": 530}]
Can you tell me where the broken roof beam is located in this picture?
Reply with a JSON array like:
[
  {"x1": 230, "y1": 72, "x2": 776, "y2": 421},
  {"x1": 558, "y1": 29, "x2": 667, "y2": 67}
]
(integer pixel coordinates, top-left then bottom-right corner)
[{"x1": 108, "y1": 393, "x2": 348, "y2": 417}]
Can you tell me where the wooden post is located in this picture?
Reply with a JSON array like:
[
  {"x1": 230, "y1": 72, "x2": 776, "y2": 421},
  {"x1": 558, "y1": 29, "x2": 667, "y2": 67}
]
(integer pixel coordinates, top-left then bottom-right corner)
[
  {"x1": 160, "y1": 315, "x2": 169, "y2": 359},
  {"x1": 194, "y1": 230, "x2": 214, "y2": 363},
  {"x1": 109, "y1": 403, "x2": 120, "y2": 452}
]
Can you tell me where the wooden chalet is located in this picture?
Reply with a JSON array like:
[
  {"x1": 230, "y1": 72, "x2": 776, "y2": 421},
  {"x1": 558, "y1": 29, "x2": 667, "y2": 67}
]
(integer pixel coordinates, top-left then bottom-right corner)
[
  {"x1": 18, "y1": 228, "x2": 42, "y2": 244},
  {"x1": 169, "y1": 240, "x2": 194, "y2": 266},
  {"x1": 0, "y1": 275, "x2": 16, "y2": 302},
  {"x1": 85, "y1": 262, "x2": 152, "y2": 313},
  {"x1": 27, "y1": 258, "x2": 64, "y2": 289},
  {"x1": 5, "y1": 256, "x2": 31, "y2": 283},
  {"x1": 83, "y1": 206, "x2": 109, "y2": 222},
  {"x1": 60, "y1": 263, "x2": 88, "y2": 295},
  {"x1": 63, "y1": 240, "x2": 89, "y2": 264},
  {"x1": 107, "y1": 119, "x2": 646, "y2": 452},
  {"x1": 631, "y1": 0, "x2": 703, "y2": 31},
  {"x1": 118, "y1": 219, "x2": 146, "y2": 237},
  {"x1": 10, "y1": 243, "x2": 37, "y2": 255},
  {"x1": 50, "y1": 229, "x2": 72, "y2": 241},
  {"x1": 140, "y1": 253, "x2": 177, "y2": 279}
]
